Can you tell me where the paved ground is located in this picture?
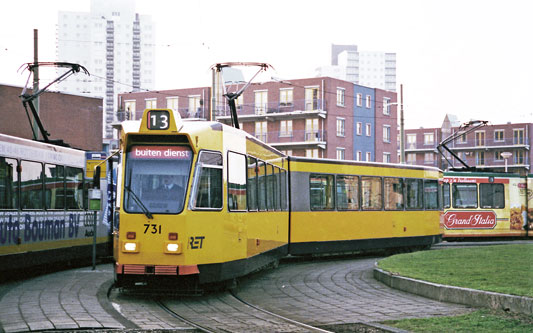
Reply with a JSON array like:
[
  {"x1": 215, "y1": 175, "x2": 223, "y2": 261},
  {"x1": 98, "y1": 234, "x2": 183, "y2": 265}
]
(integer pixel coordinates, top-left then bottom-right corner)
[
  {"x1": 0, "y1": 256, "x2": 472, "y2": 332},
  {"x1": 234, "y1": 257, "x2": 471, "y2": 325},
  {"x1": 0, "y1": 265, "x2": 127, "y2": 332}
]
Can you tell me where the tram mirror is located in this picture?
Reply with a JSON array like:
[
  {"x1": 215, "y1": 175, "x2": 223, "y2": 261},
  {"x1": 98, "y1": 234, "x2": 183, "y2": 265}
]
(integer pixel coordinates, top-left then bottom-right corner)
[
  {"x1": 88, "y1": 189, "x2": 102, "y2": 211},
  {"x1": 92, "y1": 165, "x2": 101, "y2": 189}
]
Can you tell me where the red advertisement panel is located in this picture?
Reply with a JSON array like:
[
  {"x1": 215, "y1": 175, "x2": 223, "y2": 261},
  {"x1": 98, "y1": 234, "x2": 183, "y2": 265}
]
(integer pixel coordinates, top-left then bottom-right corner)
[
  {"x1": 444, "y1": 211, "x2": 497, "y2": 229},
  {"x1": 130, "y1": 146, "x2": 191, "y2": 159}
]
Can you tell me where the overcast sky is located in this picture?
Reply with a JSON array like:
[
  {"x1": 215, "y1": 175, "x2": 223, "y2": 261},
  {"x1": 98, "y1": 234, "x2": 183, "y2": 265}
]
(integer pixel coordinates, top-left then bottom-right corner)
[{"x1": 1, "y1": 0, "x2": 532, "y2": 128}]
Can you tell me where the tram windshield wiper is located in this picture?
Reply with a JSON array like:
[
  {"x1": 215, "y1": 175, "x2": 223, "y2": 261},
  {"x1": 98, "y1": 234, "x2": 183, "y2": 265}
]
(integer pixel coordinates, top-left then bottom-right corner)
[{"x1": 124, "y1": 186, "x2": 153, "y2": 219}]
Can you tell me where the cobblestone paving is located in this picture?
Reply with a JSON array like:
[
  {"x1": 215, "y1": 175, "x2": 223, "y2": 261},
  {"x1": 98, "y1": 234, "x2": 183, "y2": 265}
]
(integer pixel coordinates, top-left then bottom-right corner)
[
  {"x1": 109, "y1": 256, "x2": 472, "y2": 331},
  {"x1": 234, "y1": 257, "x2": 473, "y2": 326},
  {"x1": 0, "y1": 265, "x2": 124, "y2": 333}
]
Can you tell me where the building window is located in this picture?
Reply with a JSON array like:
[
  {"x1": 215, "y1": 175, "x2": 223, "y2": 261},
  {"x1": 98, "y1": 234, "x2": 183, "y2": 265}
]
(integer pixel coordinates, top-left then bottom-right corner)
[
  {"x1": 476, "y1": 151, "x2": 485, "y2": 165},
  {"x1": 279, "y1": 120, "x2": 293, "y2": 137},
  {"x1": 306, "y1": 149, "x2": 319, "y2": 158},
  {"x1": 188, "y1": 96, "x2": 201, "y2": 118},
  {"x1": 255, "y1": 121, "x2": 267, "y2": 142},
  {"x1": 475, "y1": 131, "x2": 485, "y2": 146},
  {"x1": 407, "y1": 134, "x2": 416, "y2": 148},
  {"x1": 383, "y1": 152, "x2": 391, "y2": 163},
  {"x1": 336, "y1": 88, "x2": 345, "y2": 106},
  {"x1": 424, "y1": 153, "x2": 435, "y2": 164},
  {"x1": 383, "y1": 125, "x2": 391, "y2": 142},
  {"x1": 305, "y1": 118, "x2": 319, "y2": 141},
  {"x1": 236, "y1": 95, "x2": 243, "y2": 110},
  {"x1": 494, "y1": 151, "x2": 504, "y2": 161},
  {"x1": 124, "y1": 100, "x2": 136, "y2": 120},
  {"x1": 357, "y1": 151, "x2": 362, "y2": 161},
  {"x1": 166, "y1": 97, "x2": 179, "y2": 112},
  {"x1": 513, "y1": 129, "x2": 524, "y2": 145},
  {"x1": 255, "y1": 90, "x2": 268, "y2": 115},
  {"x1": 458, "y1": 133, "x2": 467, "y2": 144},
  {"x1": 356, "y1": 122, "x2": 362, "y2": 135},
  {"x1": 336, "y1": 118, "x2": 345, "y2": 137},
  {"x1": 514, "y1": 150, "x2": 525, "y2": 164},
  {"x1": 356, "y1": 93, "x2": 362, "y2": 106},
  {"x1": 145, "y1": 98, "x2": 157, "y2": 109},
  {"x1": 366, "y1": 152, "x2": 372, "y2": 161},
  {"x1": 336, "y1": 148, "x2": 345, "y2": 160},
  {"x1": 281, "y1": 150, "x2": 292, "y2": 156},
  {"x1": 424, "y1": 133, "x2": 434, "y2": 145},
  {"x1": 279, "y1": 88, "x2": 293, "y2": 107},
  {"x1": 365, "y1": 95, "x2": 371, "y2": 108},
  {"x1": 407, "y1": 153, "x2": 416, "y2": 164},
  {"x1": 305, "y1": 87, "x2": 319, "y2": 111},
  {"x1": 383, "y1": 97, "x2": 391, "y2": 115},
  {"x1": 366, "y1": 123, "x2": 372, "y2": 136},
  {"x1": 494, "y1": 130, "x2": 504, "y2": 142}
]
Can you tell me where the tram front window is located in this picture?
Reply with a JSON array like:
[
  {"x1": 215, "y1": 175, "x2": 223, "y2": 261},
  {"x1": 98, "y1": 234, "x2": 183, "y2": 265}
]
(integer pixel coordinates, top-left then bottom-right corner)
[{"x1": 124, "y1": 145, "x2": 193, "y2": 214}]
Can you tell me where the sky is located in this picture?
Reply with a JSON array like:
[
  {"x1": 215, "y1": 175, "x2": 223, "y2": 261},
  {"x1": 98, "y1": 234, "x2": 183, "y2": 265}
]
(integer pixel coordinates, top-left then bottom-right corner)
[{"x1": 1, "y1": 0, "x2": 532, "y2": 129}]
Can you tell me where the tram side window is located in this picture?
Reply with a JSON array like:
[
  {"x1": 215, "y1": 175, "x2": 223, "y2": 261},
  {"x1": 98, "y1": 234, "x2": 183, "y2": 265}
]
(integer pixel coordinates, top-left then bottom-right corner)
[
  {"x1": 480, "y1": 183, "x2": 504, "y2": 209},
  {"x1": 21, "y1": 160, "x2": 43, "y2": 210},
  {"x1": 452, "y1": 183, "x2": 478, "y2": 208},
  {"x1": 228, "y1": 152, "x2": 247, "y2": 211},
  {"x1": 247, "y1": 156, "x2": 258, "y2": 211},
  {"x1": 405, "y1": 179, "x2": 423, "y2": 210},
  {"x1": 192, "y1": 151, "x2": 222, "y2": 209},
  {"x1": 310, "y1": 174, "x2": 335, "y2": 210},
  {"x1": 280, "y1": 169, "x2": 288, "y2": 211},
  {"x1": 336, "y1": 175, "x2": 359, "y2": 210},
  {"x1": 0, "y1": 158, "x2": 18, "y2": 209},
  {"x1": 442, "y1": 183, "x2": 450, "y2": 208},
  {"x1": 257, "y1": 160, "x2": 267, "y2": 211},
  {"x1": 45, "y1": 164, "x2": 65, "y2": 209},
  {"x1": 66, "y1": 167, "x2": 84, "y2": 210},
  {"x1": 274, "y1": 167, "x2": 282, "y2": 210},
  {"x1": 424, "y1": 180, "x2": 439, "y2": 210},
  {"x1": 361, "y1": 176, "x2": 382, "y2": 210},
  {"x1": 266, "y1": 165, "x2": 279, "y2": 210},
  {"x1": 384, "y1": 177, "x2": 404, "y2": 210}
]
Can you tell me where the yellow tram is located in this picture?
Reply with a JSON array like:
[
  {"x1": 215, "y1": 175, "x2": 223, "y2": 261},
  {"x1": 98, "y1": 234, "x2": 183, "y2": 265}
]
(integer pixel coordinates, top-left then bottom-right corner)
[{"x1": 113, "y1": 108, "x2": 445, "y2": 288}]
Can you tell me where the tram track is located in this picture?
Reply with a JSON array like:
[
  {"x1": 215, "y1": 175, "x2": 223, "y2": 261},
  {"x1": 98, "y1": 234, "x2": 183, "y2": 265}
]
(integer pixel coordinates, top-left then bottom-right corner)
[{"x1": 154, "y1": 291, "x2": 333, "y2": 333}]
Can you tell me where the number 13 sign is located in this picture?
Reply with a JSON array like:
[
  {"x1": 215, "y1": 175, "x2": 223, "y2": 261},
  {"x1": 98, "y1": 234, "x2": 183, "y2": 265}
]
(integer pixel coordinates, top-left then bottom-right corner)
[{"x1": 147, "y1": 110, "x2": 170, "y2": 130}]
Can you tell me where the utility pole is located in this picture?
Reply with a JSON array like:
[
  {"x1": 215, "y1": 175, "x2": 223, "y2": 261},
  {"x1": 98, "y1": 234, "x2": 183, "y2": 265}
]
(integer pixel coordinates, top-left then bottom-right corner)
[
  {"x1": 32, "y1": 29, "x2": 40, "y2": 140},
  {"x1": 400, "y1": 84, "x2": 405, "y2": 163}
]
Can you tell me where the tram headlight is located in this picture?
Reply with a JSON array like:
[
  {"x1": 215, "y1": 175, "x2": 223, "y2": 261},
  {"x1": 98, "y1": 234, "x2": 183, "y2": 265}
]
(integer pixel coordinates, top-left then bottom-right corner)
[
  {"x1": 122, "y1": 241, "x2": 139, "y2": 253},
  {"x1": 164, "y1": 242, "x2": 182, "y2": 254}
]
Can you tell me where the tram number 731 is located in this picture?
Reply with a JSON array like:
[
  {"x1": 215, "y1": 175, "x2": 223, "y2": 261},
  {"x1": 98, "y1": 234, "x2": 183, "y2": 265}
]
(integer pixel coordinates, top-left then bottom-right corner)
[{"x1": 144, "y1": 224, "x2": 162, "y2": 234}]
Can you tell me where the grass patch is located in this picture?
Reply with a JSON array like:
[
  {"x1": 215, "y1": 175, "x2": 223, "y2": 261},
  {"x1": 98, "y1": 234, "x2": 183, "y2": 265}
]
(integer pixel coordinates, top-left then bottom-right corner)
[
  {"x1": 377, "y1": 244, "x2": 533, "y2": 297},
  {"x1": 384, "y1": 309, "x2": 533, "y2": 333}
]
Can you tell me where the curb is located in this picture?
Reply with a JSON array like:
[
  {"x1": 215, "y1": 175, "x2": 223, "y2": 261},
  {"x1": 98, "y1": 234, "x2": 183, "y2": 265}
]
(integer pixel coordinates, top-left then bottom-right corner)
[{"x1": 373, "y1": 264, "x2": 533, "y2": 315}]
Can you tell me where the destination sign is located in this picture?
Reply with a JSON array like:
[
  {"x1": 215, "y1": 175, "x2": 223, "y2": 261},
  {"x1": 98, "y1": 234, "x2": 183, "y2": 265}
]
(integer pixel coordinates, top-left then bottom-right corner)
[{"x1": 130, "y1": 146, "x2": 191, "y2": 159}]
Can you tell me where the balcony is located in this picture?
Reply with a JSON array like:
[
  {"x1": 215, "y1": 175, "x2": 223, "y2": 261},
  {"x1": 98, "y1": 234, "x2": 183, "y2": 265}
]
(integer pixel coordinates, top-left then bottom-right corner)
[
  {"x1": 405, "y1": 137, "x2": 530, "y2": 152},
  {"x1": 214, "y1": 98, "x2": 325, "y2": 121},
  {"x1": 443, "y1": 155, "x2": 530, "y2": 171},
  {"x1": 261, "y1": 130, "x2": 327, "y2": 150}
]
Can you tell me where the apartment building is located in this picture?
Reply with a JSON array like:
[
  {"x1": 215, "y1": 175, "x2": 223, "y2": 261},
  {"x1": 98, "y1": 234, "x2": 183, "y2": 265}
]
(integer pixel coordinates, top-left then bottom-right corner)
[
  {"x1": 117, "y1": 77, "x2": 398, "y2": 162},
  {"x1": 404, "y1": 114, "x2": 532, "y2": 175},
  {"x1": 316, "y1": 44, "x2": 397, "y2": 92},
  {"x1": 57, "y1": 0, "x2": 155, "y2": 139}
]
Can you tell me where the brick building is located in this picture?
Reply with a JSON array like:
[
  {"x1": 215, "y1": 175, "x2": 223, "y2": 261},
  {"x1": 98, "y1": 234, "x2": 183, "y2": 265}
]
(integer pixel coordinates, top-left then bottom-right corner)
[
  {"x1": 117, "y1": 77, "x2": 398, "y2": 162},
  {"x1": 404, "y1": 114, "x2": 532, "y2": 175},
  {"x1": 0, "y1": 84, "x2": 103, "y2": 151}
]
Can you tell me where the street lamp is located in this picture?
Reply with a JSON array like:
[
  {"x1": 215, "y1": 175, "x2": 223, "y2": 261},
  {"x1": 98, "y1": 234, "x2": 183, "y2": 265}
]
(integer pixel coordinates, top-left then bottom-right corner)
[{"x1": 501, "y1": 151, "x2": 512, "y2": 172}]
